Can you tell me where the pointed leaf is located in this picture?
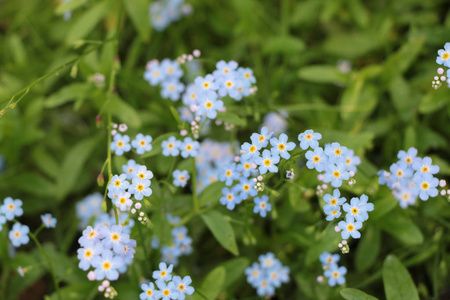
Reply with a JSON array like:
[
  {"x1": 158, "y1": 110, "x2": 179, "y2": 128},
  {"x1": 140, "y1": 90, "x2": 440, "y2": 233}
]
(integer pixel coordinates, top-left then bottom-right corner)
[
  {"x1": 383, "y1": 255, "x2": 420, "y2": 300},
  {"x1": 201, "y1": 210, "x2": 239, "y2": 255}
]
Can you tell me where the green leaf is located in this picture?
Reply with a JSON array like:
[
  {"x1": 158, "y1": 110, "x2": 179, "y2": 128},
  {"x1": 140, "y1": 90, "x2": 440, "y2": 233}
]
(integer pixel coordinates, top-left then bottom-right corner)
[
  {"x1": 199, "y1": 181, "x2": 226, "y2": 207},
  {"x1": 56, "y1": 136, "x2": 99, "y2": 200},
  {"x1": 340, "y1": 288, "x2": 379, "y2": 300},
  {"x1": 169, "y1": 106, "x2": 183, "y2": 127},
  {"x1": 340, "y1": 81, "x2": 378, "y2": 123},
  {"x1": 419, "y1": 88, "x2": 450, "y2": 114},
  {"x1": 355, "y1": 227, "x2": 380, "y2": 272},
  {"x1": 123, "y1": 0, "x2": 151, "y2": 42},
  {"x1": 13, "y1": 172, "x2": 57, "y2": 199},
  {"x1": 45, "y1": 83, "x2": 92, "y2": 108},
  {"x1": 201, "y1": 210, "x2": 239, "y2": 255},
  {"x1": 141, "y1": 132, "x2": 180, "y2": 158},
  {"x1": 55, "y1": 0, "x2": 90, "y2": 15},
  {"x1": 194, "y1": 266, "x2": 226, "y2": 300},
  {"x1": 262, "y1": 35, "x2": 305, "y2": 55},
  {"x1": 31, "y1": 146, "x2": 60, "y2": 180},
  {"x1": 66, "y1": 0, "x2": 109, "y2": 44},
  {"x1": 382, "y1": 255, "x2": 420, "y2": 300},
  {"x1": 369, "y1": 197, "x2": 397, "y2": 221},
  {"x1": 221, "y1": 257, "x2": 250, "y2": 288},
  {"x1": 108, "y1": 94, "x2": 142, "y2": 128},
  {"x1": 298, "y1": 65, "x2": 348, "y2": 84},
  {"x1": 378, "y1": 209, "x2": 424, "y2": 245},
  {"x1": 216, "y1": 111, "x2": 246, "y2": 126},
  {"x1": 323, "y1": 33, "x2": 379, "y2": 58}
]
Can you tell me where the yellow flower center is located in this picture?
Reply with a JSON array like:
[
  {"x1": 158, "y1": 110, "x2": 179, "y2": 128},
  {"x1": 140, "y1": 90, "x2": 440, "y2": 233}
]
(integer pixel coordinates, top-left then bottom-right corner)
[
  {"x1": 225, "y1": 170, "x2": 232, "y2": 177},
  {"x1": 139, "y1": 173, "x2": 145, "y2": 179},
  {"x1": 161, "y1": 271, "x2": 166, "y2": 277},
  {"x1": 167, "y1": 67, "x2": 174, "y2": 74},
  {"x1": 352, "y1": 208, "x2": 358, "y2": 214},
  {"x1": 347, "y1": 224, "x2": 354, "y2": 231},
  {"x1": 278, "y1": 144, "x2": 285, "y2": 150},
  {"x1": 252, "y1": 270, "x2": 259, "y2": 277},
  {"x1": 153, "y1": 70, "x2": 160, "y2": 77},
  {"x1": 227, "y1": 194, "x2": 233, "y2": 201},
  {"x1": 334, "y1": 149, "x2": 341, "y2": 156},
  {"x1": 186, "y1": 145, "x2": 192, "y2": 151},
  {"x1": 260, "y1": 202, "x2": 266, "y2": 209},
  {"x1": 332, "y1": 271, "x2": 339, "y2": 278},
  {"x1": 226, "y1": 81, "x2": 233, "y2": 87},
  {"x1": 139, "y1": 140, "x2": 146, "y2": 146},
  {"x1": 163, "y1": 289, "x2": 170, "y2": 296},
  {"x1": 405, "y1": 157, "x2": 412, "y2": 163},
  {"x1": 305, "y1": 134, "x2": 312, "y2": 140},
  {"x1": 203, "y1": 82, "x2": 210, "y2": 89},
  {"x1": 313, "y1": 156, "x2": 320, "y2": 162},
  {"x1": 421, "y1": 182, "x2": 429, "y2": 190},
  {"x1": 117, "y1": 141, "x2": 124, "y2": 147},
  {"x1": 264, "y1": 159, "x2": 271, "y2": 166},
  {"x1": 205, "y1": 101, "x2": 213, "y2": 108},
  {"x1": 245, "y1": 73, "x2": 250, "y2": 78},
  {"x1": 397, "y1": 170, "x2": 403, "y2": 177},
  {"x1": 147, "y1": 290, "x2": 153, "y2": 296},
  {"x1": 89, "y1": 231, "x2": 96, "y2": 238},
  {"x1": 330, "y1": 199, "x2": 337, "y2": 205},
  {"x1": 179, "y1": 175, "x2": 185, "y2": 181},
  {"x1": 8, "y1": 204, "x2": 14, "y2": 210},
  {"x1": 14, "y1": 231, "x2": 20, "y2": 238},
  {"x1": 85, "y1": 250, "x2": 92, "y2": 257},
  {"x1": 422, "y1": 166, "x2": 429, "y2": 172},
  {"x1": 331, "y1": 210, "x2": 338, "y2": 215},
  {"x1": 258, "y1": 136, "x2": 265, "y2": 142},
  {"x1": 168, "y1": 143, "x2": 174, "y2": 149},
  {"x1": 114, "y1": 180, "x2": 121, "y2": 187},
  {"x1": 443, "y1": 53, "x2": 449, "y2": 59},
  {"x1": 120, "y1": 197, "x2": 126, "y2": 204},
  {"x1": 137, "y1": 184, "x2": 144, "y2": 191},
  {"x1": 103, "y1": 262, "x2": 111, "y2": 270},
  {"x1": 223, "y1": 68, "x2": 230, "y2": 74},
  {"x1": 112, "y1": 234, "x2": 119, "y2": 241},
  {"x1": 243, "y1": 184, "x2": 250, "y2": 191},
  {"x1": 249, "y1": 146, "x2": 256, "y2": 153},
  {"x1": 333, "y1": 171, "x2": 340, "y2": 178},
  {"x1": 178, "y1": 284, "x2": 185, "y2": 291}
]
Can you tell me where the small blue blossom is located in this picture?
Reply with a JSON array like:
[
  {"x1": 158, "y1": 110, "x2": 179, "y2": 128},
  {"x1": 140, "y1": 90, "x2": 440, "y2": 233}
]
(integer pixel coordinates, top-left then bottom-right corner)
[
  {"x1": 344, "y1": 149, "x2": 361, "y2": 173},
  {"x1": 305, "y1": 147, "x2": 327, "y2": 172},
  {"x1": 253, "y1": 195, "x2": 271, "y2": 217},
  {"x1": 180, "y1": 137, "x2": 200, "y2": 158},
  {"x1": 338, "y1": 215, "x2": 363, "y2": 239},
  {"x1": 107, "y1": 174, "x2": 130, "y2": 195},
  {"x1": 40, "y1": 213, "x2": 57, "y2": 228},
  {"x1": 389, "y1": 161, "x2": 413, "y2": 184},
  {"x1": 77, "y1": 241, "x2": 103, "y2": 271},
  {"x1": 412, "y1": 173, "x2": 439, "y2": 201},
  {"x1": 237, "y1": 159, "x2": 257, "y2": 178},
  {"x1": 319, "y1": 252, "x2": 340, "y2": 268},
  {"x1": 240, "y1": 142, "x2": 260, "y2": 161},
  {"x1": 1, "y1": 197, "x2": 23, "y2": 221},
  {"x1": 140, "y1": 282, "x2": 157, "y2": 300},
  {"x1": 397, "y1": 147, "x2": 418, "y2": 166},
  {"x1": 172, "y1": 275, "x2": 195, "y2": 300},
  {"x1": 220, "y1": 187, "x2": 241, "y2": 210},
  {"x1": 412, "y1": 156, "x2": 439, "y2": 175},
  {"x1": 102, "y1": 224, "x2": 131, "y2": 254},
  {"x1": 219, "y1": 163, "x2": 239, "y2": 186},
  {"x1": 155, "y1": 281, "x2": 178, "y2": 300},
  {"x1": 132, "y1": 133, "x2": 153, "y2": 154},
  {"x1": 269, "y1": 133, "x2": 296, "y2": 159},
  {"x1": 114, "y1": 192, "x2": 132, "y2": 211},
  {"x1": 152, "y1": 262, "x2": 173, "y2": 283},
  {"x1": 110, "y1": 134, "x2": 131, "y2": 156},
  {"x1": 161, "y1": 80, "x2": 185, "y2": 101},
  {"x1": 173, "y1": 169, "x2": 190, "y2": 187},
  {"x1": 343, "y1": 197, "x2": 371, "y2": 223},
  {"x1": 144, "y1": 63, "x2": 164, "y2": 86},
  {"x1": 436, "y1": 43, "x2": 450, "y2": 67},
  {"x1": 91, "y1": 250, "x2": 122, "y2": 281},
  {"x1": 213, "y1": 60, "x2": 239, "y2": 79},
  {"x1": 323, "y1": 163, "x2": 350, "y2": 188},
  {"x1": 324, "y1": 265, "x2": 347, "y2": 286},
  {"x1": 324, "y1": 142, "x2": 348, "y2": 164},
  {"x1": 196, "y1": 91, "x2": 223, "y2": 119},
  {"x1": 236, "y1": 177, "x2": 257, "y2": 200},
  {"x1": 122, "y1": 159, "x2": 138, "y2": 180},
  {"x1": 298, "y1": 129, "x2": 321, "y2": 150},
  {"x1": 162, "y1": 136, "x2": 182, "y2": 157},
  {"x1": 251, "y1": 127, "x2": 274, "y2": 149},
  {"x1": 194, "y1": 74, "x2": 218, "y2": 92},
  {"x1": 132, "y1": 165, "x2": 154, "y2": 182},
  {"x1": 129, "y1": 178, "x2": 152, "y2": 200},
  {"x1": 9, "y1": 223, "x2": 30, "y2": 247},
  {"x1": 160, "y1": 59, "x2": 183, "y2": 80},
  {"x1": 255, "y1": 150, "x2": 280, "y2": 174}
]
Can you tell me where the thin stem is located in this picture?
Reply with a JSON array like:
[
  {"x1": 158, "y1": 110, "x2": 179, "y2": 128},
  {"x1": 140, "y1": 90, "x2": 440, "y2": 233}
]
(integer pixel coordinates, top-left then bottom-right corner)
[
  {"x1": 165, "y1": 156, "x2": 178, "y2": 182},
  {"x1": 192, "y1": 157, "x2": 199, "y2": 212},
  {"x1": 33, "y1": 224, "x2": 45, "y2": 238},
  {"x1": 29, "y1": 232, "x2": 61, "y2": 300}
]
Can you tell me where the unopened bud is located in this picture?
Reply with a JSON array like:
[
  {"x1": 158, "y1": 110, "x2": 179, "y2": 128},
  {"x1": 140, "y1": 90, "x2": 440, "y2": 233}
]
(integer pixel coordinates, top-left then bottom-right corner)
[{"x1": 97, "y1": 173, "x2": 105, "y2": 186}]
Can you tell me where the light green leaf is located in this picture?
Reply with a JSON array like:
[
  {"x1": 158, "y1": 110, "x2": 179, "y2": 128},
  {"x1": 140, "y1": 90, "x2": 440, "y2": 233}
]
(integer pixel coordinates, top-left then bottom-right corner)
[
  {"x1": 323, "y1": 33, "x2": 379, "y2": 58},
  {"x1": 216, "y1": 111, "x2": 246, "y2": 126},
  {"x1": 194, "y1": 266, "x2": 226, "y2": 300},
  {"x1": 108, "y1": 94, "x2": 142, "y2": 128},
  {"x1": 378, "y1": 209, "x2": 424, "y2": 245},
  {"x1": 262, "y1": 35, "x2": 305, "y2": 55},
  {"x1": 199, "y1": 181, "x2": 226, "y2": 207},
  {"x1": 340, "y1": 288, "x2": 379, "y2": 300},
  {"x1": 221, "y1": 257, "x2": 250, "y2": 288},
  {"x1": 383, "y1": 255, "x2": 420, "y2": 300},
  {"x1": 45, "y1": 83, "x2": 92, "y2": 108},
  {"x1": 123, "y1": 0, "x2": 151, "y2": 42},
  {"x1": 55, "y1": 0, "x2": 90, "y2": 15},
  {"x1": 298, "y1": 65, "x2": 348, "y2": 84},
  {"x1": 201, "y1": 210, "x2": 239, "y2": 255}
]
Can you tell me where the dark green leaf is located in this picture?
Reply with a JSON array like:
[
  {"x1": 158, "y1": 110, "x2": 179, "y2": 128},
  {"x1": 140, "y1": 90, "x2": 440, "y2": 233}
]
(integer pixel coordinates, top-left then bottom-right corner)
[
  {"x1": 340, "y1": 288, "x2": 379, "y2": 300},
  {"x1": 383, "y1": 255, "x2": 420, "y2": 300},
  {"x1": 201, "y1": 210, "x2": 239, "y2": 255}
]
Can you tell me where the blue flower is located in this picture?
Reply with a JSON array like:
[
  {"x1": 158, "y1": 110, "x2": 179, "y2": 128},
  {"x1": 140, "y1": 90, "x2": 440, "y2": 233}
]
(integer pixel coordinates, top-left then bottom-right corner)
[
  {"x1": 213, "y1": 60, "x2": 239, "y2": 79},
  {"x1": 154, "y1": 281, "x2": 178, "y2": 300},
  {"x1": 110, "y1": 134, "x2": 131, "y2": 156},
  {"x1": 238, "y1": 67, "x2": 256, "y2": 85},
  {"x1": 324, "y1": 142, "x2": 348, "y2": 164},
  {"x1": 397, "y1": 147, "x2": 418, "y2": 166},
  {"x1": 140, "y1": 282, "x2": 157, "y2": 300},
  {"x1": 256, "y1": 279, "x2": 275, "y2": 297},
  {"x1": 245, "y1": 262, "x2": 262, "y2": 286},
  {"x1": 394, "y1": 188, "x2": 417, "y2": 209},
  {"x1": 412, "y1": 173, "x2": 439, "y2": 201},
  {"x1": 1, "y1": 197, "x2": 23, "y2": 221},
  {"x1": 236, "y1": 177, "x2": 257, "y2": 200},
  {"x1": 251, "y1": 127, "x2": 274, "y2": 149},
  {"x1": 9, "y1": 223, "x2": 30, "y2": 247},
  {"x1": 122, "y1": 159, "x2": 138, "y2": 180},
  {"x1": 319, "y1": 252, "x2": 340, "y2": 268},
  {"x1": 255, "y1": 150, "x2": 280, "y2": 174},
  {"x1": 344, "y1": 149, "x2": 361, "y2": 173},
  {"x1": 152, "y1": 262, "x2": 173, "y2": 283},
  {"x1": 219, "y1": 163, "x2": 239, "y2": 186},
  {"x1": 338, "y1": 215, "x2": 363, "y2": 239},
  {"x1": 377, "y1": 170, "x2": 391, "y2": 185},
  {"x1": 298, "y1": 129, "x2": 321, "y2": 150},
  {"x1": 102, "y1": 224, "x2": 131, "y2": 254},
  {"x1": 436, "y1": 43, "x2": 450, "y2": 67},
  {"x1": 129, "y1": 178, "x2": 152, "y2": 200},
  {"x1": 113, "y1": 192, "x2": 132, "y2": 211},
  {"x1": 167, "y1": 213, "x2": 181, "y2": 226},
  {"x1": 91, "y1": 250, "x2": 123, "y2": 281},
  {"x1": 389, "y1": 161, "x2": 413, "y2": 184},
  {"x1": 132, "y1": 133, "x2": 153, "y2": 154},
  {"x1": 78, "y1": 225, "x2": 105, "y2": 247},
  {"x1": 269, "y1": 133, "x2": 296, "y2": 159},
  {"x1": 144, "y1": 63, "x2": 164, "y2": 86},
  {"x1": 173, "y1": 170, "x2": 190, "y2": 187},
  {"x1": 217, "y1": 74, "x2": 242, "y2": 99},
  {"x1": 240, "y1": 142, "x2": 260, "y2": 161},
  {"x1": 305, "y1": 147, "x2": 327, "y2": 172},
  {"x1": 107, "y1": 174, "x2": 130, "y2": 195},
  {"x1": 182, "y1": 84, "x2": 201, "y2": 106},
  {"x1": 343, "y1": 197, "x2": 371, "y2": 223},
  {"x1": 196, "y1": 91, "x2": 223, "y2": 119},
  {"x1": 237, "y1": 159, "x2": 258, "y2": 178},
  {"x1": 132, "y1": 165, "x2": 154, "y2": 182},
  {"x1": 180, "y1": 137, "x2": 200, "y2": 158},
  {"x1": 253, "y1": 195, "x2": 271, "y2": 217},
  {"x1": 323, "y1": 189, "x2": 346, "y2": 211},
  {"x1": 161, "y1": 80, "x2": 185, "y2": 101},
  {"x1": 323, "y1": 163, "x2": 350, "y2": 188},
  {"x1": 324, "y1": 265, "x2": 347, "y2": 286},
  {"x1": 172, "y1": 275, "x2": 195, "y2": 299},
  {"x1": 77, "y1": 241, "x2": 103, "y2": 271},
  {"x1": 220, "y1": 187, "x2": 241, "y2": 210},
  {"x1": 40, "y1": 213, "x2": 57, "y2": 228},
  {"x1": 412, "y1": 156, "x2": 439, "y2": 175},
  {"x1": 160, "y1": 59, "x2": 183, "y2": 80},
  {"x1": 194, "y1": 74, "x2": 218, "y2": 92},
  {"x1": 162, "y1": 136, "x2": 182, "y2": 157}
]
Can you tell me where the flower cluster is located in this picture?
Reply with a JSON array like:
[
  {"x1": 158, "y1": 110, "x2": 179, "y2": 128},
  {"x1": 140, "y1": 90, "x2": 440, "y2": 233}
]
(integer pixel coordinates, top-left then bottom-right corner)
[
  {"x1": 107, "y1": 160, "x2": 154, "y2": 211},
  {"x1": 144, "y1": 59, "x2": 184, "y2": 101},
  {"x1": 301, "y1": 130, "x2": 360, "y2": 188},
  {"x1": 161, "y1": 136, "x2": 200, "y2": 158},
  {"x1": 150, "y1": 0, "x2": 192, "y2": 31},
  {"x1": 76, "y1": 193, "x2": 104, "y2": 228},
  {"x1": 377, "y1": 147, "x2": 440, "y2": 208},
  {"x1": 77, "y1": 221, "x2": 136, "y2": 281},
  {"x1": 319, "y1": 252, "x2": 347, "y2": 287},
  {"x1": 151, "y1": 214, "x2": 193, "y2": 266},
  {"x1": 140, "y1": 262, "x2": 195, "y2": 300},
  {"x1": 245, "y1": 253, "x2": 290, "y2": 297},
  {"x1": 111, "y1": 132, "x2": 153, "y2": 156}
]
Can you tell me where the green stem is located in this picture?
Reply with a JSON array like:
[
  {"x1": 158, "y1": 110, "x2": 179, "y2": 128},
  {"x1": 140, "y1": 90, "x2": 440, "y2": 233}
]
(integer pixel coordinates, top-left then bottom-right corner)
[
  {"x1": 33, "y1": 224, "x2": 45, "y2": 238},
  {"x1": 137, "y1": 223, "x2": 151, "y2": 270},
  {"x1": 192, "y1": 157, "x2": 199, "y2": 212},
  {"x1": 166, "y1": 156, "x2": 178, "y2": 182},
  {"x1": 29, "y1": 232, "x2": 61, "y2": 300}
]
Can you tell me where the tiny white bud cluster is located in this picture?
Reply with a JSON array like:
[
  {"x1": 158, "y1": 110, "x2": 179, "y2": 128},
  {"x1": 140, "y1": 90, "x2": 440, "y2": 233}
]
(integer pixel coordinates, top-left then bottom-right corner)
[
  {"x1": 98, "y1": 280, "x2": 118, "y2": 299},
  {"x1": 177, "y1": 49, "x2": 201, "y2": 64},
  {"x1": 253, "y1": 176, "x2": 265, "y2": 192},
  {"x1": 338, "y1": 240, "x2": 350, "y2": 254}
]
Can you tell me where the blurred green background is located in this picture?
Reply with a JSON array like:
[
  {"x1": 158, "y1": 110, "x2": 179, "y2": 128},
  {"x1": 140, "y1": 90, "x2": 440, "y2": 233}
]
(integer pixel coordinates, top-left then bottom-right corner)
[{"x1": 0, "y1": 0, "x2": 449, "y2": 299}]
